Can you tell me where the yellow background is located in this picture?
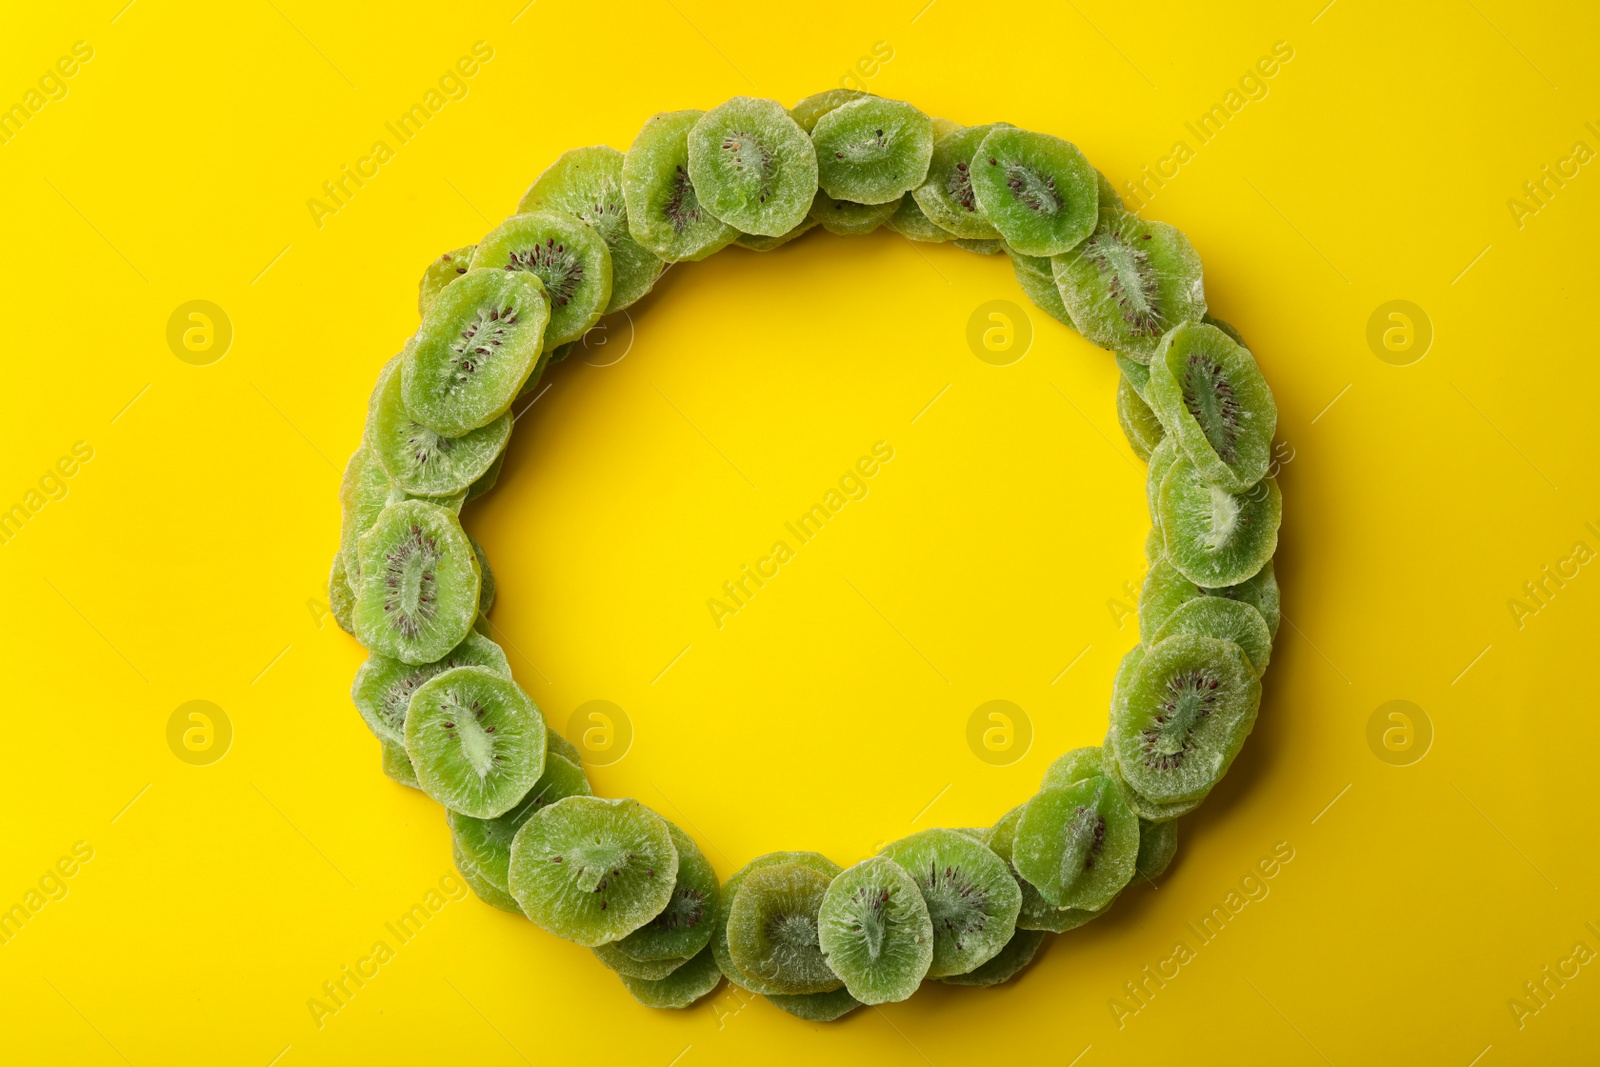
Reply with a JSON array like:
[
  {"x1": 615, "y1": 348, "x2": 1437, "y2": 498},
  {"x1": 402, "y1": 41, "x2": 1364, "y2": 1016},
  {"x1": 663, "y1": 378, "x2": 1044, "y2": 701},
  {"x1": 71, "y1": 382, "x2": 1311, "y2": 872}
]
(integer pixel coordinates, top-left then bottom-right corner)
[{"x1": 3, "y1": 0, "x2": 1598, "y2": 1063}]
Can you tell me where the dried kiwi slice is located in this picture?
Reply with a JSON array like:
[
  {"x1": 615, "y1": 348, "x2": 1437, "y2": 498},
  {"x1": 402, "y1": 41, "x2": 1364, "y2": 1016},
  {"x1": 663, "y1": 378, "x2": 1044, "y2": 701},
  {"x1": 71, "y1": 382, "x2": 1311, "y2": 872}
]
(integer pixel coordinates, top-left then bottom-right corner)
[
  {"x1": 1151, "y1": 595, "x2": 1273, "y2": 676},
  {"x1": 766, "y1": 987, "x2": 863, "y2": 1022},
  {"x1": 880, "y1": 828, "x2": 1021, "y2": 978},
  {"x1": 1208, "y1": 560, "x2": 1280, "y2": 639},
  {"x1": 1040, "y1": 746, "x2": 1106, "y2": 790},
  {"x1": 448, "y1": 751, "x2": 591, "y2": 888},
  {"x1": 367, "y1": 363, "x2": 511, "y2": 497},
  {"x1": 418, "y1": 244, "x2": 475, "y2": 316},
  {"x1": 1140, "y1": 555, "x2": 1201, "y2": 643},
  {"x1": 884, "y1": 193, "x2": 956, "y2": 243},
  {"x1": 808, "y1": 190, "x2": 899, "y2": 236},
  {"x1": 726, "y1": 862, "x2": 842, "y2": 994},
  {"x1": 1052, "y1": 210, "x2": 1206, "y2": 361},
  {"x1": 1146, "y1": 434, "x2": 1180, "y2": 525},
  {"x1": 911, "y1": 123, "x2": 1008, "y2": 239},
  {"x1": 471, "y1": 212, "x2": 612, "y2": 350},
  {"x1": 811, "y1": 96, "x2": 934, "y2": 204},
  {"x1": 519, "y1": 145, "x2": 664, "y2": 313},
  {"x1": 1158, "y1": 456, "x2": 1281, "y2": 587},
  {"x1": 1100, "y1": 736, "x2": 1203, "y2": 822},
  {"x1": 351, "y1": 629, "x2": 510, "y2": 745},
  {"x1": 592, "y1": 942, "x2": 689, "y2": 980},
  {"x1": 1135, "y1": 818, "x2": 1178, "y2": 881},
  {"x1": 404, "y1": 665, "x2": 545, "y2": 819},
  {"x1": 1117, "y1": 352, "x2": 1150, "y2": 397},
  {"x1": 381, "y1": 738, "x2": 420, "y2": 790},
  {"x1": 453, "y1": 841, "x2": 523, "y2": 914},
  {"x1": 614, "y1": 824, "x2": 721, "y2": 963},
  {"x1": 789, "y1": 89, "x2": 868, "y2": 133},
  {"x1": 508, "y1": 796, "x2": 678, "y2": 947},
  {"x1": 329, "y1": 552, "x2": 355, "y2": 635},
  {"x1": 1147, "y1": 321, "x2": 1277, "y2": 492},
  {"x1": 970, "y1": 127, "x2": 1097, "y2": 257},
  {"x1": 402, "y1": 268, "x2": 550, "y2": 437},
  {"x1": 985, "y1": 805, "x2": 1110, "y2": 933},
  {"x1": 617, "y1": 944, "x2": 723, "y2": 1010},
  {"x1": 622, "y1": 110, "x2": 739, "y2": 263},
  {"x1": 817, "y1": 857, "x2": 933, "y2": 1004},
  {"x1": 1007, "y1": 245, "x2": 1076, "y2": 327},
  {"x1": 353, "y1": 499, "x2": 480, "y2": 664},
  {"x1": 712, "y1": 851, "x2": 842, "y2": 994},
  {"x1": 546, "y1": 726, "x2": 581, "y2": 764},
  {"x1": 1109, "y1": 633, "x2": 1261, "y2": 804},
  {"x1": 734, "y1": 217, "x2": 819, "y2": 251},
  {"x1": 1014, "y1": 776, "x2": 1139, "y2": 910},
  {"x1": 1117, "y1": 374, "x2": 1164, "y2": 461},
  {"x1": 470, "y1": 537, "x2": 495, "y2": 615},
  {"x1": 953, "y1": 237, "x2": 1004, "y2": 255},
  {"x1": 939, "y1": 927, "x2": 1045, "y2": 987},
  {"x1": 688, "y1": 97, "x2": 818, "y2": 237}
]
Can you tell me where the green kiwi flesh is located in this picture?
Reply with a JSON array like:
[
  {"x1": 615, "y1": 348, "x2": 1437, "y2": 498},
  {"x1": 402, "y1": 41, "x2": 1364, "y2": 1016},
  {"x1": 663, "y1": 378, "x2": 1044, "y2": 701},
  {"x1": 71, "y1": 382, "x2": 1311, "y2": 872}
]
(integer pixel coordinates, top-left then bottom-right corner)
[
  {"x1": 352, "y1": 499, "x2": 480, "y2": 665},
  {"x1": 725, "y1": 862, "x2": 842, "y2": 994},
  {"x1": 404, "y1": 665, "x2": 545, "y2": 819},
  {"x1": 1147, "y1": 320, "x2": 1277, "y2": 492},
  {"x1": 622, "y1": 110, "x2": 739, "y2": 262},
  {"x1": 1014, "y1": 776, "x2": 1139, "y2": 910},
  {"x1": 471, "y1": 211, "x2": 613, "y2": 350},
  {"x1": 816, "y1": 856, "x2": 932, "y2": 1004},
  {"x1": 970, "y1": 127, "x2": 1098, "y2": 257},
  {"x1": 687, "y1": 97, "x2": 818, "y2": 237},
  {"x1": 879, "y1": 828, "x2": 1021, "y2": 978},
  {"x1": 810, "y1": 96, "x2": 934, "y2": 204}
]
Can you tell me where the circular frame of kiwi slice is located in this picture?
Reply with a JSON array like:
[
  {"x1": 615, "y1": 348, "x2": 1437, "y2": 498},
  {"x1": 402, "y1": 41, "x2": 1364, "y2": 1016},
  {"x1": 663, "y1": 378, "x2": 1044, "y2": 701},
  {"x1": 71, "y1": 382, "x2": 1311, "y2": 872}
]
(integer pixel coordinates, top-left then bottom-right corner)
[{"x1": 332, "y1": 92, "x2": 1284, "y2": 1017}]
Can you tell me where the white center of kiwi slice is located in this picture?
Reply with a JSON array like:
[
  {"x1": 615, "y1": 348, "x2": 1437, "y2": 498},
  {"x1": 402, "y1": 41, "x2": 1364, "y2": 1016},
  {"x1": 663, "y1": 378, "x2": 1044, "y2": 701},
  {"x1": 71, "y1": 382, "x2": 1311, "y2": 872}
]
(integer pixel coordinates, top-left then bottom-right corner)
[{"x1": 1202, "y1": 484, "x2": 1241, "y2": 550}]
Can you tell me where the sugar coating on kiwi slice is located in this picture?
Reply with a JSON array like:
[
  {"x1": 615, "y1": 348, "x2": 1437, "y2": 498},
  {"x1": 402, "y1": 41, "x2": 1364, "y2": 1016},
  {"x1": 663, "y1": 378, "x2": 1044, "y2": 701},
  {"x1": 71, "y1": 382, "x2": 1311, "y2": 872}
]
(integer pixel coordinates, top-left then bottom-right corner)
[
  {"x1": 885, "y1": 193, "x2": 956, "y2": 243},
  {"x1": 617, "y1": 944, "x2": 724, "y2": 1010},
  {"x1": 367, "y1": 363, "x2": 511, "y2": 498},
  {"x1": 688, "y1": 97, "x2": 818, "y2": 237},
  {"x1": 381, "y1": 738, "x2": 420, "y2": 790},
  {"x1": 418, "y1": 244, "x2": 476, "y2": 317},
  {"x1": 726, "y1": 862, "x2": 843, "y2": 994},
  {"x1": 1109, "y1": 633, "x2": 1261, "y2": 804},
  {"x1": 405, "y1": 665, "x2": 545, "y2": 818},
  {"x1": 879, "y1": 828, "x2": 1021, "y2": 978},
  {"x1": 402, "y1": 268, "x2": 550, "y2": 438},
  {"x1": 1041, "y1": 746, "x2": 1106, "y2": 790},
  {"x1": 811, "y1": 96, "x2": 934, "y2": 205},
  {"x1": 789, "y1": 89, "x2": 868, "y2": 133},
  {"x1": 1152, "y1": 594, "x2": 1273, "y2": 676},
  {"x1": 970, "y1": 127, "x2": 1097, "y2": 257},
  {"x1": 712, "y1": 851, "x2": 842, "y2": 994},
  {"x1": 1007, "y1": 244, "x2": 1077, "y2": 327},
  {"x1": 469, "y1": 537, "x2": 496, "y2": 615},
  {"x1": 353, "y1": 499, "x2": 480, "y2": 665},
  {"x1": 339, "y1": 444, "x2": 462, "y2": 581},
  {"x1": 1147, "y1": 321, "x2": 1277, "y2": 493},
  {"x1": 1135, "y1": 817, "x2": 1178, "y2": 881},
  {"x1": 953, "y1": 237, "x2": 1004, "y2": 254},
  {"x1": 614, "y1": 824, "x2": 721, "y2": 964},
  {"x1": 1159, "y1": 456, "x2": 1281, "y2": 588},
  {"x1": 1101, "y1": 734, "x2": 1203, "y2": 822},
  {"x1": 911, "y1": 123, "x2": 1009, "y2": 239},
  {"x1": 449, "y1": 751, "x2": 591, "y2": 889},
  {"x1": 329, "y1": 552, "x2": 356, "y2": 635},
  {"x1": 509, "y1": 796, "x2": 679, "y2": 947},
  {"x1": 1052, "y1": 209, "x2": 1206, "y2": 361},
  {"x1": 938, "y1": 927, "x2": 1046, "y2": 987},
  {"x1": 766, "y1": 986, "x2": 864, "y2": 1022},
  {"x1": 351, "y1": 629, "x2": 509, "y2": 745},
  {"x1": 472, "y1": 212, "x2": 613, "y2": 350},
  {"x1": 1117, "y1": 374, "x2": 1165, "y2": 462},
  {"x1": 519, "y1": 145, "x2": 664, "y2": 314},
  {"x1": 453, "y1": 841, "x2": 524, "y2": 914},
  {"x1": 622, "y1": 110, "x2": 739, "y2": 263},
  {"x1": 1014, "y1": 776, "x2": 1139, "y2": 910},
  {"x1": 816, "y1": 856, "x2": 932, "y2": 1004},
  {"x1": 808, "y1": 190, "x2": 900, "y2": 236}
]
